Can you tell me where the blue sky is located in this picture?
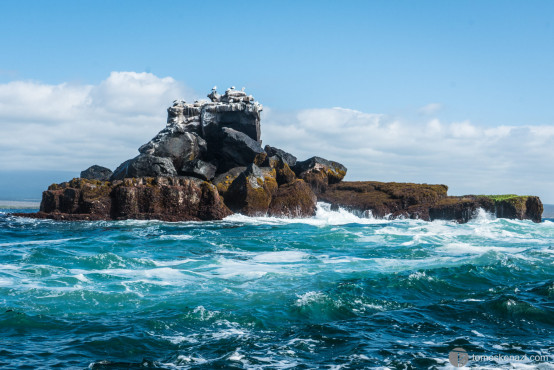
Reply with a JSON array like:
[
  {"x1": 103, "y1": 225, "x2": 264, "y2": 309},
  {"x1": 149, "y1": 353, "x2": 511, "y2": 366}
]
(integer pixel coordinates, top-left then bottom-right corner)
[
  {"x1": 2, "y1": 1, "x2": 554, "y2": 125},
  {"x1": 1, "y1": 1, "x2": 554, "y2": 202}
]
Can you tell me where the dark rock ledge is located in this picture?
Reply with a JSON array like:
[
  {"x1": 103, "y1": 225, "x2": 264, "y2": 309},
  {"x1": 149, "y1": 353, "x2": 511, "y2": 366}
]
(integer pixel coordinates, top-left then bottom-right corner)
[{"x1": 14, "y1": 87, "x2": 543, "y2": 223}]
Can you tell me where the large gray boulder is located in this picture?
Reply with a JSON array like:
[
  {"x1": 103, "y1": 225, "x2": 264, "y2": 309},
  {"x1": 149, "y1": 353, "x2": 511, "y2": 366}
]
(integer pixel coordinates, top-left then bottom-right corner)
[
  {"x1": 216, "y1": 127, "x2": 266, "y2": 172},
  {"x1": 138, "y1": 123, "x2": 207, "y2": 171},
  {"x1": 110, "y1": 154, "x2": 177, "y2": 181},
  {"x1": 80, "y1": 165, "x2": 113, "y2": 181},
  {"x1": 181, "y1": 159, "x2": 217, "y2": 181},
  {"x1": 109, "y1": 87, "x2": 269, "y2": 180}
]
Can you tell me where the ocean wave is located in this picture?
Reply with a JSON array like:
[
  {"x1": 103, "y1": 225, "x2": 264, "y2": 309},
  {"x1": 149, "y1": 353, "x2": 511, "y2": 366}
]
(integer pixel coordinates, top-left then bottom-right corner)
[
  {"x1": 223, "y1": 202, "x2": 390, "y2": 226},
  {"x1": 0, "y1": 238, "x2": 78, "y2": 248}
]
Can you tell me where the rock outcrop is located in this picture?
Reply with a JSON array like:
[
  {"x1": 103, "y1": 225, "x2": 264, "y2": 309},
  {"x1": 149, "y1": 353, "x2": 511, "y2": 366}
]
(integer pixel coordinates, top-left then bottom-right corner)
[
  {"x1": 294, "y1": 156, "x2": 347, "y2": 194},
  {"x1": 21, "y1": 87, "x2": 321, "y2": 221},
  {"x1": 224, "y1": 164, "x2": 278, "y2": 216},
  {"x1": 111, "y1": 154, "x2": 177, "y2": 180},
  {"x1": 26, "y1": 177, "x2": 231, "y2": 221},
  {"x1": 80, "y1": 165, "x2": 112, "y2": 181},
  {"x1": 17, "y1": 86, "x2": 543, "y2": 223},
  {"x1": 320, "y1": 182, "x2": 543, "y2": 223}
]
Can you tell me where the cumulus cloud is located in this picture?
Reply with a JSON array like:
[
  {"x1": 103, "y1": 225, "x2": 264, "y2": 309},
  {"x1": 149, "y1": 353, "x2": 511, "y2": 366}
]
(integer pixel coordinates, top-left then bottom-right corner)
[
  {"x1": 1, "y1": 73, "x2": 553, "y2": 202},
  {"x1": 0, "y1": 72, "x2": 196, "y2": 171},
  {"x1": 261, "y1": 107, "x2": 554, "y2": 202}
]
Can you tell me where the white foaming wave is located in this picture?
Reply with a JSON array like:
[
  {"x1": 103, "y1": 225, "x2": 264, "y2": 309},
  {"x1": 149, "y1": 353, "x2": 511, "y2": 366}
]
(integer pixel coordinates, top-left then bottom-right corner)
[
  {"x1": 223, "y1": 202, "x2": 390, "y2": 226},
  {"x1": 373, "y1": 208, "x2": 551, "y2": 250},
  {"x1": 208, "y1": 258, "x2": 275, "y2": 280},
  {"x1": 472, "y1": 207, "x2": 497, "y2": 223},
  {"x1": 436, "y1": 242, "x2": 528, "y2": 256},
  {"x1": 294, "y1": 291, "x2": 328, "y2": 307},
  {"x1": 0, "y1": 278, "x2": 14, "y2": 286},
  {"x1": 159, "y1": 234, "x2": 194, "y2": 241},
  {"x1": 251, "y1": 251, "x2": 308, "y2": 263},
  {"x1": 0, "y1": 263, "x2": 20, "y2": 271},
  {"x1": 318, "y1": 255, "x2": 371, "y2": 264},
  {"x1": 150, "y1": 258, "x2": 197, "y2": 267},
  {"x1": 74, "y1": 273, "x2": 89, "y2": 282},
  {"x1": 70, "y1": 267, "x2": 189, "y2": 286},
  {"x1": 370, "y1": 256, "x2": 459, "y2": 272},
  {"x1": 207, "y1": 250, "x2": 318, "y2": 280},
  {"x1": 0, "y1": 238, "x2": 78, "y2": 247},
  {"x1": 228, "y1": 350, "x2": 245, "y2": 362},
  {"x1": 190, "y1": 305, "x2": 219, "y2": 321}
]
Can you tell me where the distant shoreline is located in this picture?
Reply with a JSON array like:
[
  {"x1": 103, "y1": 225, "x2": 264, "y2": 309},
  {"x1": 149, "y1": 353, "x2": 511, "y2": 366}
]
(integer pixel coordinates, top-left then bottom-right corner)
[
  {"x1": 543, "y1": 204, "x2": 554, "y2": 218},
  {"x1": 0, "y1": 200, "x2": 41, "y2": 209}
]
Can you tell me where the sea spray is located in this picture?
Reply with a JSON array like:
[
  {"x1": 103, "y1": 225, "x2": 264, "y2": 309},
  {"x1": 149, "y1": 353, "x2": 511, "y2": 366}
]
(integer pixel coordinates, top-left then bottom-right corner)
[{"x1": 0, "y1": 204, "x2": 553, "y2": 368}]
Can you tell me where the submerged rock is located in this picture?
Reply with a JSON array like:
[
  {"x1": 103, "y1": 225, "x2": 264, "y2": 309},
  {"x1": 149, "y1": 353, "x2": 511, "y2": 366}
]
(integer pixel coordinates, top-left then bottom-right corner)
[{"x1": 80, "y1": 165, "x2": 113, "y2": 181}]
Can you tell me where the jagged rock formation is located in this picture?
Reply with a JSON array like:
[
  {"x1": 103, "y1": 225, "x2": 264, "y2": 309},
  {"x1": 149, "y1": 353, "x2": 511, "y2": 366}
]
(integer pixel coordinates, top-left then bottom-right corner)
[
  {"x1": 21, "y1": 87, "x2": 336, "y2": 221},
  {"x1": 111, "y1": 86, "x2": 264, "y2": 180},
  {"x1": 80, "y1": 165, "x2": 112, "y2": 181},
  {"x1": 17, "y1": 86, "x2": 542, "y2": 223}
]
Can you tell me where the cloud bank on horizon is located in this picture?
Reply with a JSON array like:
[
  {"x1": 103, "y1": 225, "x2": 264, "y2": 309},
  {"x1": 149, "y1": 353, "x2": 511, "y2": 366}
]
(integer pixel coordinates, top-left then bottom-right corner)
[{"x1": 1, "y1": 72, "x2": 553, "y2": 202}]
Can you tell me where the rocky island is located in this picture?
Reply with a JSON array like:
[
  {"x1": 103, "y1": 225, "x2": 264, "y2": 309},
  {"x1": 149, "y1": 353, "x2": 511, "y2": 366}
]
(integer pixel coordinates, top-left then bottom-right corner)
[{"x1": 16, "y1": 87, "x2": 543, "y2": 223}]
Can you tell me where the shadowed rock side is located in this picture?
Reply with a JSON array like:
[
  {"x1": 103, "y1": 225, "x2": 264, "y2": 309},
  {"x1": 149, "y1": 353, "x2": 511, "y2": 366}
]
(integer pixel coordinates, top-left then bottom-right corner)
[{"x1": 16, "y1": 86, "x2": 542, "y2": 223}]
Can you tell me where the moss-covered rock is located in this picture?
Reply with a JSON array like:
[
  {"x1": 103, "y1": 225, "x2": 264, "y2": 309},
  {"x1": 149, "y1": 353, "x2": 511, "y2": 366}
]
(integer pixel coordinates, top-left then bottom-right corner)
[
  {"x1": 224, "y1": 164, "x2": 274, "y2": 216},
  {"x1": 213, "y1": 166, "x2": 247, "y2": 197},
  {"x1": 268, "y1": 179, "x2": 317, "y2": 217},
  {"x1": 481, "y1": 195, "x2": 543, "y2": 223},
  {"x1": 275, "y1": 160, "x2": 296, "y2": 185}
]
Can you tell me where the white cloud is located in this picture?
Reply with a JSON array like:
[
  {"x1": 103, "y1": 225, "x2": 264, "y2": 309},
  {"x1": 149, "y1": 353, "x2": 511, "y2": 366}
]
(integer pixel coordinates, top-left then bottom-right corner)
[
  {"x1": 419, "y1": 102, "x2": 442, "y2": 115},
  {"x1": 0, "y1": 72, "x2": 196, "y2": 172},
  {"x1": 1, "y1": 73, "x2": 553, "y2": 203},
  {"x1": 261, "y1": 107, "x2": 554, "y2": 203}
]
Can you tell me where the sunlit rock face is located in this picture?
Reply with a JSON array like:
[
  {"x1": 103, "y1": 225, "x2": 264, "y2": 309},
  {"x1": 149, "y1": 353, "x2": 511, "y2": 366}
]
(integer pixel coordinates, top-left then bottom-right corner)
[{"x1": 119, "y1": 86, "x2": 264, "y2": 179}]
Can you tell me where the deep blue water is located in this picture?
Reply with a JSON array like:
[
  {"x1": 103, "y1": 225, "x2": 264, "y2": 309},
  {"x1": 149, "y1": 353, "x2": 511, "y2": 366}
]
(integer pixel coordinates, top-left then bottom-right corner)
[{"x1": 1, "y1": 204, "x2": 553, "y2": 369}]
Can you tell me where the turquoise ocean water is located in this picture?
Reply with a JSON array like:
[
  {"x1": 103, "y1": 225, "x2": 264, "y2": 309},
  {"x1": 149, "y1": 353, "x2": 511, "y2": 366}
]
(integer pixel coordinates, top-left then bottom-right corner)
[{"x1": 1, "y1": 204, "x2": 553, "y2": 369}]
